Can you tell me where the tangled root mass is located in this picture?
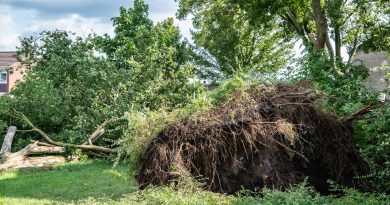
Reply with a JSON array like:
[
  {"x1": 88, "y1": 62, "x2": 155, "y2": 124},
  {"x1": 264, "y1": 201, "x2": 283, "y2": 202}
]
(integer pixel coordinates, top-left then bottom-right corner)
[{"x1": 137, "y1": 84, "x2": 369, "y2": 194}]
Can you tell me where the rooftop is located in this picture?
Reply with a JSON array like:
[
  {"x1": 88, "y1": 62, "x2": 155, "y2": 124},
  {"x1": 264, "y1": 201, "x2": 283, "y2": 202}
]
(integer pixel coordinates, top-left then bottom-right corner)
[{"x1": 0, "y1": 51, "x2": 17, "y2": 67}]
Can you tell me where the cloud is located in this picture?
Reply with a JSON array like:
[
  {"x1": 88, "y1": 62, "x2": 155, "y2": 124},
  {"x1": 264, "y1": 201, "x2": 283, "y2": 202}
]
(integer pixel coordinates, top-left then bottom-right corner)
[
  {"x1": 0, "y1": 0, "x2": 194, "y2": 50},
  {"x1": 0, "y1": 4, "x2": 20, "y2": 50},
  {"x1": 1, "y1": 0, "x2": 178, "y2": 19},
  {"x1": 0, "y1": 0, "x2": 126, "y2": 19},
  {"x1": 24, "y1": 14, "x2": 114, "y2": 38}
]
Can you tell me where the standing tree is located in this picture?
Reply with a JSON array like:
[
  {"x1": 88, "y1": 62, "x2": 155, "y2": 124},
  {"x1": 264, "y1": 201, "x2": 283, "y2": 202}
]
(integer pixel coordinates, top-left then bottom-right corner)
[
  {"x1": 94, "y1": 0, "x2": 202, "y2": 110},
  {"x1": 178, "y1": 0, "x2": 294, "y2": 81},
  {"x1": 178, "y1": 0, "x2": 390, "y2": 74}
]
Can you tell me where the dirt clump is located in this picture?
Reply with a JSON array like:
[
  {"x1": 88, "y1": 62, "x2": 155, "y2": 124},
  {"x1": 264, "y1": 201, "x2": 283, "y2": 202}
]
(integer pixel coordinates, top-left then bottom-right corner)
[{"x1": 136, "y1": 84, "x2": 369, "y2": 194}]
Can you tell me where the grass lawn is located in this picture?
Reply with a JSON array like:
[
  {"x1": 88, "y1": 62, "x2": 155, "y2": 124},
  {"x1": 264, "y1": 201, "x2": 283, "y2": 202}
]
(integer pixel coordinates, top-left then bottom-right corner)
[
  {"x1": 0, "y1": 160, "x2": 388, "y2": 205},
  {"x1": 0, "y1": 160, "x2": 137, "y2": 205}
]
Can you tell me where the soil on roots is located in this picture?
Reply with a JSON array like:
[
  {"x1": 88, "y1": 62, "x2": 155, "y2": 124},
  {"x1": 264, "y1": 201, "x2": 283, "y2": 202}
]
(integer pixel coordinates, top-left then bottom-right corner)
[{"x1": 136, "y1": 84, "x2": 369, "y2": 194}]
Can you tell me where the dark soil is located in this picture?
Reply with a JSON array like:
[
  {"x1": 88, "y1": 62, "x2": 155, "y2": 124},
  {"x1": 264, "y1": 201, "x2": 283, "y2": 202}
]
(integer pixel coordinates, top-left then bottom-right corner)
[{"x1": 136, "y1": 84, "x2": 369, "y2": 194}]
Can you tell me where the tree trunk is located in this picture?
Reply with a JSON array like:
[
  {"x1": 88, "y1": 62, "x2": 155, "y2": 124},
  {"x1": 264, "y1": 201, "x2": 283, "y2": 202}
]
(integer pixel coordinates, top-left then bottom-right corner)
[
  {"x1": 325, "y1": 33, "x2": 335, "y2": 66},
  {"x1": 1, "y1": 127, "x2": 68, "y2": 170},
  {"x1": 0, "y1": 155, "x2": 66, "y2": 170},
  {"x1": 335, "y1": 25, "x2": 342, "y2": 61},
  {"x1": 0, "y1": 141, "x2": 68, "y2": 170},
  {"x1": 311, "y1": 0, "x2": 328, "y2": 51},
  {"x1": 0, "y1": 126, "x2": 16, "y2": 155},
  {"x1": 348, "y1": 27, "x2": 361, "y2": 64}
]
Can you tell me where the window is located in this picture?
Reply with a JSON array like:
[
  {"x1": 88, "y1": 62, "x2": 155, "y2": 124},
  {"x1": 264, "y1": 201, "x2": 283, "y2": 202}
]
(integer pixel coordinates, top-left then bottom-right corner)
[{"x1": 0, "y1": 68, "x2": 7, "y2": 84}]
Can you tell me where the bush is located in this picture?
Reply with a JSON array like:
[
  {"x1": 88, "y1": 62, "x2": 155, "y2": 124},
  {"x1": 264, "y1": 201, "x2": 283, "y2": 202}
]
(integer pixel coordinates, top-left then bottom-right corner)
[{"x1": 353, "y1": 104, "x2": 390, "y2": 193}]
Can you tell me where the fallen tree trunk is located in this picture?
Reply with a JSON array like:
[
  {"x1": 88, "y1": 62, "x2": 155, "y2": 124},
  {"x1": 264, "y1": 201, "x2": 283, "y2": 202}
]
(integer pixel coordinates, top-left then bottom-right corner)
[
  {"x1": 0, "y1": 126, "x2": 16, "y2": 155},
  {"x1": 0, "y1": 155, "x2": 66, "y2": 170},
  {"x1": 0, "y1": 131, "x2": 68, "y2": 170}
]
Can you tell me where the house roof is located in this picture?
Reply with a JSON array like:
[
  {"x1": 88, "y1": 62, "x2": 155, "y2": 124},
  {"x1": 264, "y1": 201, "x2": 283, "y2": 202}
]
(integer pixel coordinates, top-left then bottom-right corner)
[{"x1": 0, "y1": 51, "x2": 17, "y2": 67}]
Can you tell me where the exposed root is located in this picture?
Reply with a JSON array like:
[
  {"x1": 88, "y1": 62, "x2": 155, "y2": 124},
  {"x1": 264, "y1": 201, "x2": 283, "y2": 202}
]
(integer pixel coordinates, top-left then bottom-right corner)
[{"x1": 137, "y1": 84, "x2": 369, "y2": 194}]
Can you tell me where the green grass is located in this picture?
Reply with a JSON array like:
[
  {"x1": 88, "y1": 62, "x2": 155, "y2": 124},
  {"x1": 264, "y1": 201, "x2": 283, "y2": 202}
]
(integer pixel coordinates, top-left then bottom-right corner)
[
  {"x1": 0, "y1": 161, "x2": 388, "y2": 205},
  {"x1": 0, "y1": 160, "x2": 136, "y2": 205}
]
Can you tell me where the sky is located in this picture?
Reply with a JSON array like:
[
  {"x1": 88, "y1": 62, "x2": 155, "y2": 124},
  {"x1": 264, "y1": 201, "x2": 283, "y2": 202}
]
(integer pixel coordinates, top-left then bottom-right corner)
[{"x1": 0, "y1": 0, "x2": 193, "y2": 51}]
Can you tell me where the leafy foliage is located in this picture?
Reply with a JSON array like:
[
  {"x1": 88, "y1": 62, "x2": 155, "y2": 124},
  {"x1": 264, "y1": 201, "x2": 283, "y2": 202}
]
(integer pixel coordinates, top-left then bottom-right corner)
[
  {"x1": 0, "y1": 0, "x2": 201, "y2": 147},
  {"x1": 178, "y1": 0, "x2": 390, "y2": 72},
  {"x1": 94, "y1": 0, "x2": 202, "y2": 110},
  {"x1": 184, "y1": 0, "x2": 293, "y2": 81}
]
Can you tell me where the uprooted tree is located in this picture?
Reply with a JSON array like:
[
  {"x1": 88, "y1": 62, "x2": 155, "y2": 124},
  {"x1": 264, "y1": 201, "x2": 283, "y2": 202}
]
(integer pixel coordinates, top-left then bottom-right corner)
[{"x1": 137, "y1": 83, "x2": 371, "y2": 194}]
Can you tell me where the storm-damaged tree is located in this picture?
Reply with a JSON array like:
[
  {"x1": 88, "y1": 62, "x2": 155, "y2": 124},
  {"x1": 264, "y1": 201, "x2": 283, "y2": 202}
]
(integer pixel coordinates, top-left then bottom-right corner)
[{"x1": 0, "y1": 0, "x2": 201, "y2": 159}]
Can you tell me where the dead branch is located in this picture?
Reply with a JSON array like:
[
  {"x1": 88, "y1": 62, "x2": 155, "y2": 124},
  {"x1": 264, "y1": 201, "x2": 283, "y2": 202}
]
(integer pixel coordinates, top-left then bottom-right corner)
[
  {"x1": 13, "y1": 110, "x2": 117, "y2": 154},
  {"x1": 29, "y1": 146, "x2": 65, "y2": 155},
  {"x1": 342, "y1": 105, "x2": 373, "y2": 123},
  {"x1": 82, "y1": 129, "x2": 105, "y2": 145},
  {"x1": 33, "y1": 140, "x2": 56, "y2": 147},
  {"x1": 82, "y1": 116, "x2": 125, "y2": 145}
]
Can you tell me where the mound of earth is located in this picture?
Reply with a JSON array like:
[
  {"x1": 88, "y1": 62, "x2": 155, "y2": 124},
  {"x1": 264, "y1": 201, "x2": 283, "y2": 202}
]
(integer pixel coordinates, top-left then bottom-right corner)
[{"x1": 137, "y1": 84, "x2": 369, "y2": 194}]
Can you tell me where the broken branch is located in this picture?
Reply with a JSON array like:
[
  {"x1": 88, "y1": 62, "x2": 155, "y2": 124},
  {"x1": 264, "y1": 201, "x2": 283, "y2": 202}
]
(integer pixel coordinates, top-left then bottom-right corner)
[
  {"x1": 14, "y1": 110, "x2": 117, "y2": 154},
  {"x1": 342, "y1": 105, "x2": 373, "y2": 123}
]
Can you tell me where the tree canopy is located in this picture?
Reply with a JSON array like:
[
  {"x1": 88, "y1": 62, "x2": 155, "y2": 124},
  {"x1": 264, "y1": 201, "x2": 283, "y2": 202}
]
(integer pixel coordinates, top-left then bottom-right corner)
[
  {"x1": 183, "y1": 1, "x2": 294, "y2": 80},
  {"x1": 178, "y1": 0, "x2": 390, "y2": 72},
  {"x1": 1, "y1": 0, "x2": 202, "y2": 146}
]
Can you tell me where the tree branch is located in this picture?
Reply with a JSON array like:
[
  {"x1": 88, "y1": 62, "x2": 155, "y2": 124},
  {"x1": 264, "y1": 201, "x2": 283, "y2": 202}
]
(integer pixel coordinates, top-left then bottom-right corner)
[
  {"x1": 347, "y1": 26, "x2": 361, "y2": 64},
  {"x1": 335, "y1": 24, "x2": 342, "y2": 61},
  {"x1": 82, "y1": 129, "x2": 105, "y2": 145},
  {"x1": 13, "y1": 110, "x2": 117, "y2": 154},
  {"x1": 325, "y1": 33, "x2": 336, "y2": 66},
  {"x1": 81, "y1": 115, "x2": 125, "y2": 145},
  {"x1": 342, "y1": 105, "x2": 373, "y2": 123}
]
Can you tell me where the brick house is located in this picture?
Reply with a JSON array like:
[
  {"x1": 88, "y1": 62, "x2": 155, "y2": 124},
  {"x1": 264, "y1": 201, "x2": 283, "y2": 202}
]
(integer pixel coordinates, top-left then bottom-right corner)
[{"x1": 0, "y1": 51, "x2": 25, "y2": 94}]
